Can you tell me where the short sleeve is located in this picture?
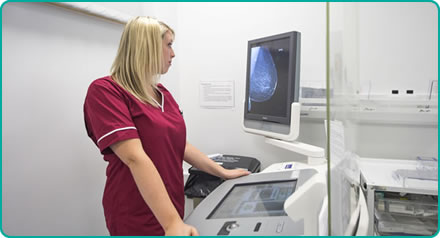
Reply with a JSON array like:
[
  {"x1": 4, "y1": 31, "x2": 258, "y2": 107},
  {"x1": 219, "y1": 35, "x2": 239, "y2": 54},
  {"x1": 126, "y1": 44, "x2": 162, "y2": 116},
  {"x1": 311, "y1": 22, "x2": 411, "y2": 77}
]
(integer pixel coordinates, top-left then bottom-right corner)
[{"x1": 84, "y1": 79, "x2": 139, "y2": 154}]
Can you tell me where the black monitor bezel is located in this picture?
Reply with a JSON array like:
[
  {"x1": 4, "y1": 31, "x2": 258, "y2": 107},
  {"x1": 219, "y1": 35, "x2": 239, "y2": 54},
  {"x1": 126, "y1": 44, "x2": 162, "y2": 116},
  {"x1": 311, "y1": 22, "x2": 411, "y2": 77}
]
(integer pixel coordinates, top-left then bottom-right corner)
[{"x1": 244, "y1": 31, "x2": 300, "y2": 125}]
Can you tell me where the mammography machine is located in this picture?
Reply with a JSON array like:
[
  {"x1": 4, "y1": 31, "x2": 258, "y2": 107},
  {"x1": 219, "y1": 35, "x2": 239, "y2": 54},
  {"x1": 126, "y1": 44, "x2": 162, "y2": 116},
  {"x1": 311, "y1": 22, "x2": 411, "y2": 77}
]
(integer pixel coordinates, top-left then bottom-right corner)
[
  {"x1": 185, "y1": 31, "x2": 328, "y2": 235},
  {"x1": 185, "y1": 30, "x2": 369, "y2": 236}
]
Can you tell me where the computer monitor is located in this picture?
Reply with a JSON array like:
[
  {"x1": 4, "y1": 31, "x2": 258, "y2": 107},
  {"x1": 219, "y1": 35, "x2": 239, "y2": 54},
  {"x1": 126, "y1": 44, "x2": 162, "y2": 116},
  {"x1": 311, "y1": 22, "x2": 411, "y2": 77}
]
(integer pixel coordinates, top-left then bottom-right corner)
[{"x1": 243, "y1": 31, "x2": 301, "y2": 141}]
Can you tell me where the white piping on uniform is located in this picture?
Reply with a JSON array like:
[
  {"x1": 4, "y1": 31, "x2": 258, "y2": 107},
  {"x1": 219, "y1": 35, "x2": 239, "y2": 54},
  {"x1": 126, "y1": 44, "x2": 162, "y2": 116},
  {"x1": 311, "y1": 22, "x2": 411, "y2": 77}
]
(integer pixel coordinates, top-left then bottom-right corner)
[
  {"x1": 97, "y1": 126, "x2": 137, "y2": 144},
  {"x1": 161, "y1": 91, "x2": 164, "y2": 112},
  {"x1": 151, "y1": 90, "x2": 164, "y2": 112}
]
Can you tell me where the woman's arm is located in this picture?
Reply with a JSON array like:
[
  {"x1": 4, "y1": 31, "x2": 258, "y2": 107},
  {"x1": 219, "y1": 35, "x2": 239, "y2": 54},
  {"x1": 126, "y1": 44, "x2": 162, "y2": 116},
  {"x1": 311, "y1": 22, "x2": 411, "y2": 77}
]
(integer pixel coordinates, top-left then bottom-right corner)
[
  {"x1": 110, "y1": 138, "x2": 199, "y2": 236},
  {"x1": 183, "y1": 142, "x2": 250, "y2": 179}
]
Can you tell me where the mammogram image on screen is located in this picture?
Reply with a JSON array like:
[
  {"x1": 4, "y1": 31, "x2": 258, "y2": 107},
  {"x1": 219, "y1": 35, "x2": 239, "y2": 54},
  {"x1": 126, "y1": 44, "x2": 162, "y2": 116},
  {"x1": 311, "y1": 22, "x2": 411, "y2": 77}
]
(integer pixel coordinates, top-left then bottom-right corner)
[
  {"x1": 247, "y1": 38, "x2": 290, "y2": 118},
  {"x1": 249, "y1": 46, "x2": 278, "y2": 104},
  {"x1": 208, "y1": 180, "x2": 297, "y2": 219}
]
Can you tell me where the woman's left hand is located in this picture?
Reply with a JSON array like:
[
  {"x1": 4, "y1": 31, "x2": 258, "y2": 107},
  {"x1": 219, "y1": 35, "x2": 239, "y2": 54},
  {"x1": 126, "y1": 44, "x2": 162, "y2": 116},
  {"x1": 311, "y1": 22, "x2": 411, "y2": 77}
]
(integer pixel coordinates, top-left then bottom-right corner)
[{"x1": 221, "y1": 168, "x2": 251, "y2": 180}]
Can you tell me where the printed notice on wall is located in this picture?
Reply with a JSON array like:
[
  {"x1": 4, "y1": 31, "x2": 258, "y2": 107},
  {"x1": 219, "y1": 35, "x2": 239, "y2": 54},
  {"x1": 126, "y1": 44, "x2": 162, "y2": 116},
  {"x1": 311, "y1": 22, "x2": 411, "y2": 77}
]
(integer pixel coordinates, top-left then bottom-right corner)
[{"x1": 199, "y1": 81, "x2": 234, "y2": 108}]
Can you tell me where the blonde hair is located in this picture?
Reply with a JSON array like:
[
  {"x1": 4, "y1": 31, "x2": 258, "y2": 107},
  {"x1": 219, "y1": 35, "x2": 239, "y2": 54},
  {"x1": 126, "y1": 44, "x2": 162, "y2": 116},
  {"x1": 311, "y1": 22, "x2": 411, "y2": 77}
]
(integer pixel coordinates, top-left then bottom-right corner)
[{"x1": 111, "y1": 16, "x2": 174, "y2": 106}]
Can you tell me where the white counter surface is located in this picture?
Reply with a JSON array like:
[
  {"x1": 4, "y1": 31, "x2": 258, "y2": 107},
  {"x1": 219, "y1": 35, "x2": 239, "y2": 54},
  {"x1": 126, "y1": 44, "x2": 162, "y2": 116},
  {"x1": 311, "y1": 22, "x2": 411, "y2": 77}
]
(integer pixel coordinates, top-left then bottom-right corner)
[{"x1": 360, "y1": 157, "x2": 437, "y2": 195}]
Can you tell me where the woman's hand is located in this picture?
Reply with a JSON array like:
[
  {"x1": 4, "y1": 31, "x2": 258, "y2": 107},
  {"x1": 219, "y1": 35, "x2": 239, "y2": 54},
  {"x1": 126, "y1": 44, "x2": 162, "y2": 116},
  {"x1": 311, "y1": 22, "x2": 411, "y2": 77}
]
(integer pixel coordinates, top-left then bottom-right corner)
[
  {"x1": 183, "y1": 143, "x2": 252, "y2": 181},
  {"x1": 221, "y1": 168, "x2": 251, "y2": 180},
  {"x1": 164, "y1": 220, "x2": 199, "y2": 236}
]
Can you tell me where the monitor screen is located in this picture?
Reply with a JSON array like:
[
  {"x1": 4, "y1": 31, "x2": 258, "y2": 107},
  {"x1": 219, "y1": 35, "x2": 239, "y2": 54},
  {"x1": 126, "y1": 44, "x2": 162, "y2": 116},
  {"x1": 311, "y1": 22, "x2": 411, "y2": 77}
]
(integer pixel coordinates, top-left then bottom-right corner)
[
  {"x1": 244, "y1": 31, "x2": 300, "y2": 126},
  {"x1": 207, "y1": 180, "x2": 297, "y2": 219},
  {"x1": 248, "y1": 37, "x2": 290, "y2": 119}
]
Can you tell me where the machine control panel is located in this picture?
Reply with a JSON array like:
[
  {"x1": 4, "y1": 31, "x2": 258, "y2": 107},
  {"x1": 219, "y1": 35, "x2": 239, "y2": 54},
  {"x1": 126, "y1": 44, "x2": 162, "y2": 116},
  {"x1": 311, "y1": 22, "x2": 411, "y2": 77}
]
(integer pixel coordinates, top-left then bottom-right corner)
[{"x1": 185, "y1": 169, "x2": 317, "y2": 235}]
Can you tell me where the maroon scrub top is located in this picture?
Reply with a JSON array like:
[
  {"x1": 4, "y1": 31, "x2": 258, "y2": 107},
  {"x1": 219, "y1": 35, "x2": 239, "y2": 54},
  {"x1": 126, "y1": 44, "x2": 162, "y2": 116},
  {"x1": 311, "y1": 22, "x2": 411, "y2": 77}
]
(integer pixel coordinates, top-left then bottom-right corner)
[{"x1": 84, "y1": 76, "x2": 186, "y2": 236}]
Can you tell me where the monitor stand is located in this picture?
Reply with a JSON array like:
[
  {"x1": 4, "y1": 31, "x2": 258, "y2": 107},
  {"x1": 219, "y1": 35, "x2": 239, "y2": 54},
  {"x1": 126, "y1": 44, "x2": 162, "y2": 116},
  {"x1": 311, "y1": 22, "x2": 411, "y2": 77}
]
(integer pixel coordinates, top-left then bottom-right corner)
[{"x1": 265, "y1": 137, "x2": 326, "y2": 165}]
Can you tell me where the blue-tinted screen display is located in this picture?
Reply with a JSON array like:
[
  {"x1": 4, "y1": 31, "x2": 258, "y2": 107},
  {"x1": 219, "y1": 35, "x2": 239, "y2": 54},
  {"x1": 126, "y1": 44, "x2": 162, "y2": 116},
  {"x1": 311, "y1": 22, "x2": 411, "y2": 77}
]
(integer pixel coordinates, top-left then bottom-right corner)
[{"x1": 247, "y1": 37, "x2": 290, "y2": 118}]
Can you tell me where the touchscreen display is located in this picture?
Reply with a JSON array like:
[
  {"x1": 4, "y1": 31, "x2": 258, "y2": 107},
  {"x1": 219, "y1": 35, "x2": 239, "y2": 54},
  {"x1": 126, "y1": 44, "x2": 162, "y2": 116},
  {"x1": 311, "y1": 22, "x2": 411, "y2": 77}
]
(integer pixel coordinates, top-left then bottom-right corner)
[{"x1": 207, "y1": 180, "x2": 296, "y2": 219}]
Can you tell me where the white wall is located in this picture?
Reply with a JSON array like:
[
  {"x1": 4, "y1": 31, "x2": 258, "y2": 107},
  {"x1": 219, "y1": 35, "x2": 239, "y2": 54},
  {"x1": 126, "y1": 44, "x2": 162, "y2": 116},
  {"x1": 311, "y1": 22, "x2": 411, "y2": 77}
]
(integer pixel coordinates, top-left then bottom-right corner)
[
  {"x1": 359, "y1": 2, "x2": 437, "y2": 96},
  {"x1": 93, "y1": 2, "x2": 144, "y2": 16},
  {"x1": 355, "y1": 2, "x2": 438, "y2": 159},
  {"x1": 1, "y1": 2, "x2": 132, "y2": 235}
]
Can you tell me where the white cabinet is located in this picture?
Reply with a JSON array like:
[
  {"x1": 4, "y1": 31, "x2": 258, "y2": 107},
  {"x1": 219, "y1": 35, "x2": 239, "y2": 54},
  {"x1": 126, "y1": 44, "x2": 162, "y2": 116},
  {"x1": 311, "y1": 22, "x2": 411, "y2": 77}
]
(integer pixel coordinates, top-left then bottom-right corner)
[{"x1": 360, "y1": 158, "x2": 438, "y2": 236}]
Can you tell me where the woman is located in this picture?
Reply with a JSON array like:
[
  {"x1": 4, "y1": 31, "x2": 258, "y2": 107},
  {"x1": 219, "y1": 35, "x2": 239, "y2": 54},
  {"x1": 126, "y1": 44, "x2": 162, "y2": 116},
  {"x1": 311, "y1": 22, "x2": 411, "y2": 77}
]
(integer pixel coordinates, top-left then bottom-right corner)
[{"x1": 83, "y1": 17, "x2": 249, "y2": 236}]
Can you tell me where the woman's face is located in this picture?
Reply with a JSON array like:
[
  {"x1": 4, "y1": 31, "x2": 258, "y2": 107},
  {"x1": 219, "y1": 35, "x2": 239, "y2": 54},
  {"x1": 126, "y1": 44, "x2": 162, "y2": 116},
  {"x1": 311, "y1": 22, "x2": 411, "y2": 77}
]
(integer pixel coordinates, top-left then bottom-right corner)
[{"x1": 161, "y1": 31, "x2": 175, "y2": 74}]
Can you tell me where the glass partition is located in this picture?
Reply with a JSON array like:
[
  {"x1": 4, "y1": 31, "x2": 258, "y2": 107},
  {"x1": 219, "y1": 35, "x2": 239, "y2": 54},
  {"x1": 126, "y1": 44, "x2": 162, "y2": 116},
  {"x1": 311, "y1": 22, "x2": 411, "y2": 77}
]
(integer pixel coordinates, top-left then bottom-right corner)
[
  {"x1": 327, "y1": 3, "x2": 362, "y2": 235},
  {"x1": 328, "y1": 2, "x2": 438, "y2": 236}
]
